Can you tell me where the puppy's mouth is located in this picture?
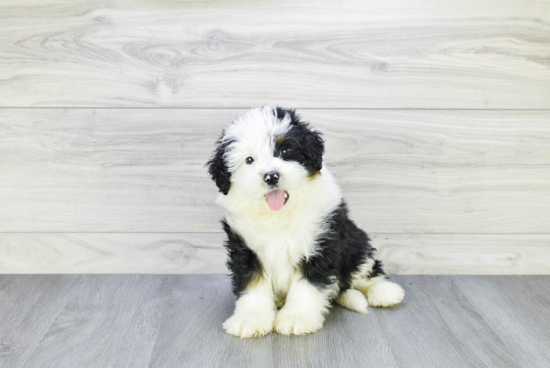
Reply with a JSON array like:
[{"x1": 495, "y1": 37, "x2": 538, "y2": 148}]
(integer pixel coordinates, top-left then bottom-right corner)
[{"x1": 264, "y1": 189, "x2": 289, "y2": 211}]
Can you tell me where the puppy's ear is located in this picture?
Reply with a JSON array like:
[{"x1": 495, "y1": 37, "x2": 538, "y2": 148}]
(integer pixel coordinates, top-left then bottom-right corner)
[
  {"x1": 303, "y1": 127, "x2": 325, "y2": 171},
  {"x1": 277, "y1": 107, "x2": 325, "y2": 172},
  {"x1": 206, "y1": 135, "x2": 232, "y2": 195}
]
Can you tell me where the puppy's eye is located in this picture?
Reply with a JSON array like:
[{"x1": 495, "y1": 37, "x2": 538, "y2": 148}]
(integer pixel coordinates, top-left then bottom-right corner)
[
  {"x1": 245, "y1": 157, "x2": 254, "y2": 164},
  {"x1": 280, "y1": 148, "x2": 291, "y2": 157}
]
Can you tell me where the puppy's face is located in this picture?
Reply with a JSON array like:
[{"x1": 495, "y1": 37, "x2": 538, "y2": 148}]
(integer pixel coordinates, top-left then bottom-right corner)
[{"x1": 207, "y1": 106, "x2": 324, "y2": 213}]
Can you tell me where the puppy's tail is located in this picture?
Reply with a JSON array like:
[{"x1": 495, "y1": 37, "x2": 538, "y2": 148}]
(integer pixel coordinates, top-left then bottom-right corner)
[{"x1": 337, "y1": 289, "x2": 368, "y2": 314}]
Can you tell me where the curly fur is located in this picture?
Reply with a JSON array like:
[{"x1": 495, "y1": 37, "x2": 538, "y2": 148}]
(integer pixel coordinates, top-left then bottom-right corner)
[{"x1": 207, "y1": 105, "x2": 404, "y2": 337}]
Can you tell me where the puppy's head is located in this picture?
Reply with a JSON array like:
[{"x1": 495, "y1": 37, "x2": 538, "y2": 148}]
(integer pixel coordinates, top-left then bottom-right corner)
[{"x1": 206, "y1": 105, "x2": 324, "y2": 213}]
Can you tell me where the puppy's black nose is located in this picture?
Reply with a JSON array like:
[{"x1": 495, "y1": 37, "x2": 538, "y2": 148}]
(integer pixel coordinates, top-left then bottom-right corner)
[{"x1": 264, "y1": 171, "x2": 280, "y2": 186}]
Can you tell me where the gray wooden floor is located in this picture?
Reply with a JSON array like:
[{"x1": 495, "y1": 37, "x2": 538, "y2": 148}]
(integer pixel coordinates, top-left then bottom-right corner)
[{"x1": 1, "y1": 275, "x2": 548, "y2": 368}]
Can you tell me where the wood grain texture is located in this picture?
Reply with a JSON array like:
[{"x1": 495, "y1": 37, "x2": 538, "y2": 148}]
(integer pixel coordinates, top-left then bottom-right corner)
[
  {"x1": 454, "y1": 276, "x2": 550, "y2": 367},
  {"x1": 375, "y1": 234, "x2": 550, "y2": 275},
  {"x1": 377, "y1": 276, "x2": 522, "y2": 367},
  {"x1": 1, "y1": 0, "x2": 549, "y2": 108},
  {"x1": 0, "y1": 275, "x2": 85, "y2": 367},
  {"x1": 1, "y1": 233, "x2": 549, "y2": 274},
  {"x1": 1, "y1": 108, "x2": 549, "y2": 234},
  {"x1": 22, "y1": 275, "x2": 167, "y2": 368},
  {"x1": 1, "y1": 275, "x2": 549, "y2": 367},
  {"x1": 146, "y1": 275, "x2": 275, "y2": 368},
  {"x1": 0, "y1": 233, "x2": 227, "y2": 274},
  {"x1": 271, "y1": 301, "x2": 400, "y2": 368}
]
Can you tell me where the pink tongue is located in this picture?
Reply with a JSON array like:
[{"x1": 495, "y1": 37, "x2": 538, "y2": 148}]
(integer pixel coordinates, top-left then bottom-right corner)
[{"x1": 266, "y1": 189, "x2": 285, "y2": 211}]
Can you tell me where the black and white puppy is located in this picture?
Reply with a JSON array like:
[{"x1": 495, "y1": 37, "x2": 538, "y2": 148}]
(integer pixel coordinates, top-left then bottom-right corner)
[{"x1": 207, "y1": 105, "x2": 404, "y2": 338}]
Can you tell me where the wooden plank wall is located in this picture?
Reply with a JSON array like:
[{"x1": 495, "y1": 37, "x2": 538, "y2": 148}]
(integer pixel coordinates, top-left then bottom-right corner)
[{"x1": 1, "y1": 0, "x2": 549, "y2": 274}]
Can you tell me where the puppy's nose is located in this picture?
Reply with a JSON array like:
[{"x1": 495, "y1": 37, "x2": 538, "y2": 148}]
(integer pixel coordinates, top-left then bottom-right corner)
[{"x1": 264, "y1": 171, "x2": 280, "y2": 186}]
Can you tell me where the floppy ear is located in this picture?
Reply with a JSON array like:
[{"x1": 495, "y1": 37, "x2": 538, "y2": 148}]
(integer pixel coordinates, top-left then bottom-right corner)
[
  {"x1": 277, "y1": 107, "x2": 325, "y2": 172},
  {"x1": 304, "y1": 127, "x2": 325, "y2": 171},
  {"x1": 206, "y1": 135, "x2": 232, "y2": 195}
]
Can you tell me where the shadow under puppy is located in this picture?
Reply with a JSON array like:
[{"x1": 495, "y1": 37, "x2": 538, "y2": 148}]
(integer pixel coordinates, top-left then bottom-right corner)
[{"x1": 207, "y1": 105, "x2": 404, "y2": 338}]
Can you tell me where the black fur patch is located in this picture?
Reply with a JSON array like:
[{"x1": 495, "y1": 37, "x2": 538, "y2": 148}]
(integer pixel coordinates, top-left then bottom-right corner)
[
  {"x1": 206, "y1": 132, "x2": 232, "y2": 195},
  {"x1": 276, "y1": 106, "x2": 289, "y2": 121},
  {"x1": 300, "y1": 201, "x2": 380, "y2": 291},
  {"x1": 369, "y1": 260, "x2": 386, "y2": 278},
  {"x1": 274, "y1": 108, "x2": 325, "y2": 174},
  {"x1": 221, "y1": 219, "x2": 263, "y2": 296}
]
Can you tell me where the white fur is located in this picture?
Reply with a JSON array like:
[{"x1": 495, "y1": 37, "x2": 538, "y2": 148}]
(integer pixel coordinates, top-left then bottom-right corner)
[
  {"x1": 222, "y1": 278, "x2": 276, "y2": 338},
  {"x1": 366, "y1": 278, "x2": 405, "y2": 307},
  {"x1": 217, "y1": 105, "x2": 403, "y2": 337},
  {"x1": 350, "y1": 264, "x2": 405, "y2": 307},
  {"x1": 274, "y1": 276, "x2": 335, "y2": 335},
  {"x1": 218, "y1": 106, "x2": 343, "y2": 305},
  {"x1": 337, "y1": 289, "x2": 369, "y2": 314}
]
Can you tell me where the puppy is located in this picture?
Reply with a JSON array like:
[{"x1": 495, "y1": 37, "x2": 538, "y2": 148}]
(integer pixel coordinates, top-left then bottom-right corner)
[{"x1": 207, "y1": 105, "x2": 404, "y2": 338}]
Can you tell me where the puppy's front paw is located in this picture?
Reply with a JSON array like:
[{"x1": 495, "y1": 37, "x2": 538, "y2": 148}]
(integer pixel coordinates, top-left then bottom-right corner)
[
  {"x1": 223, "y1": 312, "x2": 274, "y2": 338},
  {"x1": 274, "y1": 308, "x2": 324, "y2": 336}
]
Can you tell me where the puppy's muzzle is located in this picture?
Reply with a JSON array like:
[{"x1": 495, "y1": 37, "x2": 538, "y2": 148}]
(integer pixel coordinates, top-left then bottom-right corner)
[{"x1": 264, "y1": 171, "x2": 280, "y2": 186}]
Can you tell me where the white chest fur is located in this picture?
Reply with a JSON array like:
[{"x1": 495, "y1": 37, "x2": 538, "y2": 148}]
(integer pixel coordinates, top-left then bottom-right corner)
[
  {"x1": 236, "y1": 214, "x2": 320, "y2": 298},
  {"x1": 220, "y1": 168, "x2": 343, "y2": 298}
]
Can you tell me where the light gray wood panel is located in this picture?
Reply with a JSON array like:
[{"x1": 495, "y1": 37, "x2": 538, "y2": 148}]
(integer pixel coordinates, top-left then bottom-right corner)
[
  {"x1": 377, "y1": 276, "x2": 521, "y2": 367},
  {"x1": 454, "y1": 276, "x2": 550, "y2": 367},
  {"x1": 2, "y1": 275, "x2": 550, "y2": 367},
  {"x1": 22, "y1": 275, "x2": 166, "y2": 368},
  {"x1": 1, "y1": 108, "x2": 549, "y2": 233},
  {"x1": 0, "y1": 233, "x2": 227, "y2": 274},
  {"x1": 271, "y1": 304, "x2": 400, "y2": 368},
  {"x1": 0, "y1": 275, "x2": 85, "y2": 368},
  {"x1": 374, "y1": 234, "x2": 550, "y2": 275},
  {"x1": 1, "y1": 0, "x2": 549, "y2": 108},
  {"x1": 1, "y1": 233, "x2": 549, "y2": 274},
  {"x1": 417, "y1": 276, "x2": 521, "y2": 367},
  {"x1": 147, "y1": 275, "x2": 275, "y2": 368}
]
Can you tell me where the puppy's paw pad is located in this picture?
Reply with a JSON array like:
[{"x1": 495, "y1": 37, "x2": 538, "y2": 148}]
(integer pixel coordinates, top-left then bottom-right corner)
[
  {"x1": 223, "y1": 314, "x2": 273, "y2": 338},
  {"x1": 367, "y1": 281, "x2": 405, "y2": 307},
  {"x1": 274, "y1": 311, "x2": 323, "y2": 336}
]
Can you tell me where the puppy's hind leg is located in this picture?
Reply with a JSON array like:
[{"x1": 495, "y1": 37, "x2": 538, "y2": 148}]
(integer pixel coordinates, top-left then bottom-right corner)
[
  {"x1": 352, "y1": 260, "x2": 405, "y2": 308},
  {"x1": 364, "y1": 276, "x2": 405, "y2": 307}
]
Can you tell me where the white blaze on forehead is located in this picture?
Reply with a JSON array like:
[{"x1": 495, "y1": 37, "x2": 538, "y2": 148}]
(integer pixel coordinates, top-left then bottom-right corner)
[{"x1": 222, "y1": 105, "x2": 292, "y2": 172}]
